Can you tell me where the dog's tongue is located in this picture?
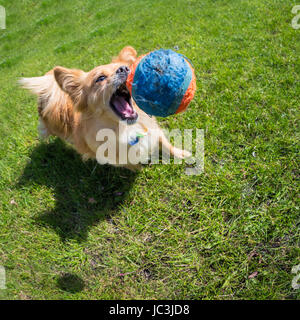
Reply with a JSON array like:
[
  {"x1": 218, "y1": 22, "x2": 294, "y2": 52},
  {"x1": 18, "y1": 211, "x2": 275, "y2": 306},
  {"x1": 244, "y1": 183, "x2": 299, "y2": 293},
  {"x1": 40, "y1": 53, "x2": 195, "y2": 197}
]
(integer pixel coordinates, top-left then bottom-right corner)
[{"x1": 112, "y1": 96, "x2": 135, "y2": 118}]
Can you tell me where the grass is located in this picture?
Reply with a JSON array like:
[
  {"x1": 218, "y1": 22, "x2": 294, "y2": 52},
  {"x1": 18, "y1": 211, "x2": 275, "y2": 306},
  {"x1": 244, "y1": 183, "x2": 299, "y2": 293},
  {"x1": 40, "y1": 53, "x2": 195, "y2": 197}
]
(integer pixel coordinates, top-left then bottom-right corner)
[{"x1": 0, "y1": 0, "x2": 299, "y2": 300}]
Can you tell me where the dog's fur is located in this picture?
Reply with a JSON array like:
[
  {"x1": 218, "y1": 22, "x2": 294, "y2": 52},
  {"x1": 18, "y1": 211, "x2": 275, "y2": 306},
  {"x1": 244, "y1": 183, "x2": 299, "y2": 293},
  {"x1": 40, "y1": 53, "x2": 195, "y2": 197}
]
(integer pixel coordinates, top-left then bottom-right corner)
[{"x1": 20, "y1": 46, "x2": 190, "y2": 171}]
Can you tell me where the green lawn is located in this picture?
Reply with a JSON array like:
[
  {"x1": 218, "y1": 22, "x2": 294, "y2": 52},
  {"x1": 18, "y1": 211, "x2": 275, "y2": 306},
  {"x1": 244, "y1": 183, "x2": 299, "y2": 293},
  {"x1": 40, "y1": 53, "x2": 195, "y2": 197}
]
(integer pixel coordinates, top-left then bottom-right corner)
[{"x1": 0, "y1": 0, "x2": 299, "y2": 300}]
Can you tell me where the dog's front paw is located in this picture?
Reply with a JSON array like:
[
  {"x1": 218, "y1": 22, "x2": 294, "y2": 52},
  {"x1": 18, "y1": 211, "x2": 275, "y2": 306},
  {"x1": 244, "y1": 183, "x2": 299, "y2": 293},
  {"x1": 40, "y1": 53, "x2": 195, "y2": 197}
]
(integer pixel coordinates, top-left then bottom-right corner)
[{"x1": 172, "y1": 147, "x2": 192, "y2": 159}]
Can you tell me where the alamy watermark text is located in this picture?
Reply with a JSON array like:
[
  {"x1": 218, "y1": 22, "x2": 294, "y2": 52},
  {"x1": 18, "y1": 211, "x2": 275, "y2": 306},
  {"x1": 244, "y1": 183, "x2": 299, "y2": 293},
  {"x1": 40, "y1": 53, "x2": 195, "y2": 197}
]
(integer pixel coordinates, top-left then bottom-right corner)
[{"x1": 0, "y1": 5, "x2": 5, "y2": 30}]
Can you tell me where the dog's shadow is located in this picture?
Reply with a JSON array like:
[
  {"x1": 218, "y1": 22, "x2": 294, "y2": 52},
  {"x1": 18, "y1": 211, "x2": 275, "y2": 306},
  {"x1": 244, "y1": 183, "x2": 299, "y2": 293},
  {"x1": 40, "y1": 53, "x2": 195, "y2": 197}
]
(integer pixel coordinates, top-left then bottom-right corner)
[{"x1": 17, "y1": 138, "x2": 137, "y2": 242}]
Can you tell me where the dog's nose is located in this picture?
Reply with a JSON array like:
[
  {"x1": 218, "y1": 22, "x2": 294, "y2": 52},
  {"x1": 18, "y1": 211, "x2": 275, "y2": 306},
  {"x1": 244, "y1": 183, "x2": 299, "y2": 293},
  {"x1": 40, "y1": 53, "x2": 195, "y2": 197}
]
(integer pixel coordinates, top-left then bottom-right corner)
[{"x1": 116, "y1": 66, "x2": 130, "y2": 75}]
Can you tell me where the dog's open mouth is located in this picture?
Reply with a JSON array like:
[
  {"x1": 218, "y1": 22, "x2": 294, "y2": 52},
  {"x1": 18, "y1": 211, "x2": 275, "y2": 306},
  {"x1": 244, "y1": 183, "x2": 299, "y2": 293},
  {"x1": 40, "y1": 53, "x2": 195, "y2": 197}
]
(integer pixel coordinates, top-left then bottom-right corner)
[{"x1": 110, "y1": 84, "x2": 138, "y2": 124}]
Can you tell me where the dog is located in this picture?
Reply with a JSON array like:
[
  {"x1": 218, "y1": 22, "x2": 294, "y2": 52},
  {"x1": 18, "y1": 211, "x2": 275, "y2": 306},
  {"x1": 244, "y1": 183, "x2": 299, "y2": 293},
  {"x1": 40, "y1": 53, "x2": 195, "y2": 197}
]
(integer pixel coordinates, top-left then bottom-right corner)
[{"x1": 20, "y1": 46, "x2": 191, "y2": 171}]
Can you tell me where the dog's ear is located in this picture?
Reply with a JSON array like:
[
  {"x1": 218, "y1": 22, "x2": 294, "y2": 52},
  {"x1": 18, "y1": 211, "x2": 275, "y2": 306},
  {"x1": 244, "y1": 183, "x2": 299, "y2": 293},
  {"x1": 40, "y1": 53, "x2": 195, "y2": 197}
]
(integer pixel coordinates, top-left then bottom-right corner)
[
  {"x1": 54, "y1": 66, "x2": 87, "y2": 111},
  {"x1": 112, "y1": 46, "x2": 137, "y2": 66}
]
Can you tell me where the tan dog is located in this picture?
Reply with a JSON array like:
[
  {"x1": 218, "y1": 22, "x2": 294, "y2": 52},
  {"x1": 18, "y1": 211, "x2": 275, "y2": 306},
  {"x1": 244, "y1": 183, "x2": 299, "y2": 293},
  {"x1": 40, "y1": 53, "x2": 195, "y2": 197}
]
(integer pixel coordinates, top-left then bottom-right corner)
[{"x1": 20, "y1": 46, "x2": 190, "y2": 171}]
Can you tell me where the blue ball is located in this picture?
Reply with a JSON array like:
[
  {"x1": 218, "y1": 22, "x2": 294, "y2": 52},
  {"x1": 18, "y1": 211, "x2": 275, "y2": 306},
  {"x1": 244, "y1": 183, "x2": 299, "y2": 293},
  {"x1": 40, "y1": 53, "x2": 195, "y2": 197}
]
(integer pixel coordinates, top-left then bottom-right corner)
[{"x1": 128, "y1": 49, "x2": 194, "y2": 117}]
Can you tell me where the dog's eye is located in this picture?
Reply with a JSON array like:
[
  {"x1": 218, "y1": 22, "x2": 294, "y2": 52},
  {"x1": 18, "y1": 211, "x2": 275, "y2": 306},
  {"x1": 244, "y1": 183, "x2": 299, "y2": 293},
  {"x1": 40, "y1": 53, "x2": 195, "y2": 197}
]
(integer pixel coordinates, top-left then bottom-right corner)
[{"x1": 95, "y1": 75, "x2": 107, "y2": 83}]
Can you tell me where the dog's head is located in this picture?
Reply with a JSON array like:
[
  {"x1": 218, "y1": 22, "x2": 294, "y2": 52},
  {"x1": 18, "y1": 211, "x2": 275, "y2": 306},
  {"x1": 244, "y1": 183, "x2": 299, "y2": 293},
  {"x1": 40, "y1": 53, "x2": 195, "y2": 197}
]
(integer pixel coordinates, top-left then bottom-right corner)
[{"x1": 54, "y1": 46, "x2": 138, "y2": 124}]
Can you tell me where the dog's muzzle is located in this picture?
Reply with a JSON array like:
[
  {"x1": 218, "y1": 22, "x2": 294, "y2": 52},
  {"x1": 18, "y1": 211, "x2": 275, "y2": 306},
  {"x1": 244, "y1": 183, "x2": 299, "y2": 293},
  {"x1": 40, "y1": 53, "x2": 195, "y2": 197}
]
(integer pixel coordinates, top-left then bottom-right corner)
[{"x1": 110, "y1": 66, "x2": 138, "y2": 124}]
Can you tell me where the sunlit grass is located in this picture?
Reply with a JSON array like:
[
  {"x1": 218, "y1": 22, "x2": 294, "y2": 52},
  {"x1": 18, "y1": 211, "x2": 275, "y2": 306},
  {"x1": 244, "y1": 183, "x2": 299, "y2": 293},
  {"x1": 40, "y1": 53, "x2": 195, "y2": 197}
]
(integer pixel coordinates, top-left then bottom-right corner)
[{"x1": 0, "y1": 0, "x2": 299, "y2": 299}]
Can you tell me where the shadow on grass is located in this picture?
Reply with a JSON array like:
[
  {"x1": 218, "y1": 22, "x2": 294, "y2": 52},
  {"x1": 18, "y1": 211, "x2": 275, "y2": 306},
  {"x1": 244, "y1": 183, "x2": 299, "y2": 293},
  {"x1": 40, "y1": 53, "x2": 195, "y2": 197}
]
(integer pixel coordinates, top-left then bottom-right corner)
[
  {"x1": 57, "y1": 273, "x2": 85, "y2": 293},
  {"x1": 18, "y1": 138, "x2": 138, "y2": 242}
]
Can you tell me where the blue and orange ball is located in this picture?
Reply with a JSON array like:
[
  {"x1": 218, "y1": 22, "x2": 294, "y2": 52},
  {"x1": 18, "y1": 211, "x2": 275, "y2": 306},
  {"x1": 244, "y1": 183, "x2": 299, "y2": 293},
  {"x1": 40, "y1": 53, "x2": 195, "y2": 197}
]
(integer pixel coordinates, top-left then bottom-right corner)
[{"x1": 126, "y1": 49, "x2": 196, "y2": 117}]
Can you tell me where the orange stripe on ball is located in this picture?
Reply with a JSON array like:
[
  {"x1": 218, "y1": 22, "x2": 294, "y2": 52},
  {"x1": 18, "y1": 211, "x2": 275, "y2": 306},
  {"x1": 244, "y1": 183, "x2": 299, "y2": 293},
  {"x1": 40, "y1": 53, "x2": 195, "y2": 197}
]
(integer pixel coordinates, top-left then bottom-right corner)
[
  {"x1": 176, "y1": 63, "x2": 196, "y2": 114},
  {"x1": 126, "y1": 54, "x2": 147, "y2": 95}
]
